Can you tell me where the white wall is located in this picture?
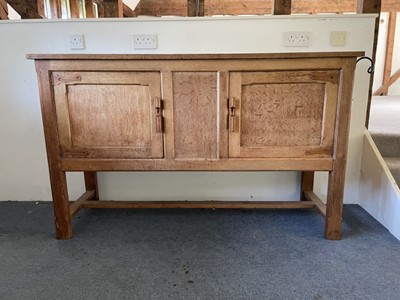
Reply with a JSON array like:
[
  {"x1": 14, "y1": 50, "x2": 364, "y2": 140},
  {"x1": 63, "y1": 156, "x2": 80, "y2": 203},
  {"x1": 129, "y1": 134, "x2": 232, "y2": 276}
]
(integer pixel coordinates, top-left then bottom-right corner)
[{"x1": 0, "y1": 15, "x2": 375, "y2": 202}]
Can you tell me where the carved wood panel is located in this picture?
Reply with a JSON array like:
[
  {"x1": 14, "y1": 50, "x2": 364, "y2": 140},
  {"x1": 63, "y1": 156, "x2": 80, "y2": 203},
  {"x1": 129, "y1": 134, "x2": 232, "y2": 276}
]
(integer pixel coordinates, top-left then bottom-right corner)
[
  {"x1": 172, "y1": 72, "x2": 219, "y2": 159},
  {"x1": 229, "y1": 71, "x2": 339, "y2": 158},
  {"x1": 241, "y1": 83, "x2": 325, "y2": 147}
]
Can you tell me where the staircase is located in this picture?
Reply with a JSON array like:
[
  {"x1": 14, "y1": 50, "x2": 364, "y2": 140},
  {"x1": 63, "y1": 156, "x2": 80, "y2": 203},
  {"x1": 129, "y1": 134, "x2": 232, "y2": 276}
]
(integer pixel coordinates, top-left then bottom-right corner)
[{"x1": 369, "y1": 96, "x2": 400, "y2": 187}]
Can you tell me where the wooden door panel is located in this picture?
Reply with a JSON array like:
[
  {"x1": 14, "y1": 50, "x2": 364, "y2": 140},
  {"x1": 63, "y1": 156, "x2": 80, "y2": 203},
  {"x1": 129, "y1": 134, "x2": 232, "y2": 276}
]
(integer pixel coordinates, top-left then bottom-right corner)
[
  {"x1": 229, "y1": 70, "x2": 339, "y2": 158},
  {"x1": 241, "y1": 83, "x2": 325, "y2": 147},
  {"x1": 53, "y1": 72, "x2": 163, "y2": 159},
  {"x1": 172, "y1": 72, "x2": 218, "y2": 159},
  {"x1": 67, "y1": 85, "x2": 152, "y2": 148}
]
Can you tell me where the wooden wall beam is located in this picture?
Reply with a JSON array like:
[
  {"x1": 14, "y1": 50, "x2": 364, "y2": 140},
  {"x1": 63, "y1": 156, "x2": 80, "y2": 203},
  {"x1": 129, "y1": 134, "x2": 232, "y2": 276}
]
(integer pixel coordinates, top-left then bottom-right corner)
[
  {"x1": 123, "y1": 3, "x2": 134, "y2": 17},
  {"x1": 85, "y1": 0, "x2": 95, "y2": 17},
  {"x1": 358, "y1": 0, "x2": 381, "y2": 12},
  {"x1": 48, "y1": 0, "x2": 62, "y2": 18},
  {"x1": 70, "y1": 0, "x2": 80, "y2": 18},
  {"x1": 292, "y1": 0, "x2": 355, "y2": 14},
  {"x1": 273, "y1": 0, "x2": 291, "y2": 15},
  {"x1": 357, "y1": 0, "x2": 381, "y2": 127},
  {"x1": 103, "y1": 0, "x2": 123, "y2": 17},
  {"x1": 374, "y1": 69, "x2": 400, "y2": 95},
  {"x1": 380, "y1": 11, "x2": 397, "y2": 95},
  {"x1": 133, "y1": 0, "x2": 187, "y2": 16},
  {"x1": 7, "y1": 0, "x2": 42, "y2": 18},
  {"x1": 205, "y1": 0, "x2": 271, "y2": 15},
  {"x1": 0, "y1": 0, "x2": 8, "y2": 20},
  {"x1": 37, "y1": 0, "x2": 45, "y2": 17},
  {"x1": 187, "y1": 0, "x2": 204, "y2": 16},
  {"x1": 382, "y1": 0, "x2": 400, "y2": 12}
]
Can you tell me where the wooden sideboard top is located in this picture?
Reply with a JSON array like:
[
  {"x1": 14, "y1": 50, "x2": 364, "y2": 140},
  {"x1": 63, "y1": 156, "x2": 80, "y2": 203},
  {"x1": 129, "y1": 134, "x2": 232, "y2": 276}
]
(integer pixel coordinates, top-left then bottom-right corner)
[{"x1": 27, "y1": 52, "x2": 365, "y2": 60}]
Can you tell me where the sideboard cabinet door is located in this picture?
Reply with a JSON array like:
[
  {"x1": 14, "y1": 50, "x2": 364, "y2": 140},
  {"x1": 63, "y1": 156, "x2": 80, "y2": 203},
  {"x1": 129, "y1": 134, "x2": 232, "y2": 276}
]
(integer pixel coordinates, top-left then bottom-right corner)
[
  {"x1": 52, "y1": 72, "x2": 163, "y2": 159},
  {"x1": 228, "y1": 70, "x2": 339, "y2": 158}
]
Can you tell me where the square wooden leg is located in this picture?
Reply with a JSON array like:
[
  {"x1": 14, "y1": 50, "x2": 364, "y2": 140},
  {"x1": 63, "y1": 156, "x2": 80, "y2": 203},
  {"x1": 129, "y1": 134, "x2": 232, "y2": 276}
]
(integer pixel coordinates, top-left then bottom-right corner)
[
  {"x1": 325, "y1": 168, "x2": 345, "y2": 240},
  {"x1": 49, "y1": 170, "x2": 72, "y2": 239}
]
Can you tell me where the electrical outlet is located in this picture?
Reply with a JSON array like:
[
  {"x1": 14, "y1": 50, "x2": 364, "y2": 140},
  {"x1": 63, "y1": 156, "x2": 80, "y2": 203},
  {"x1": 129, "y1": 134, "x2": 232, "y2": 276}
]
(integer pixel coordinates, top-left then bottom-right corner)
[
  {"x1": 133, "y1": 34, "x2": 157, "y2": 49},
  {"x1": 284, "y1": 32, "x2": 311, "y2": 47},
  {"x1": 69, "y1": 34, "x2": 85, "y2": 50},
  {"x1": 331, "y1": 31, "x2": 347, "y2": 46}
]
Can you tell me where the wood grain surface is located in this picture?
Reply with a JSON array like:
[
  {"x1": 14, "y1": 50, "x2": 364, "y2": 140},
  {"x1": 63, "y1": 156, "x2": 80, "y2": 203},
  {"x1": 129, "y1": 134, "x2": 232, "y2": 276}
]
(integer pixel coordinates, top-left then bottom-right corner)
[
  {"x1": 241, "y1": 82, "x2": 325, "y2": 147},
  {"x1": 173, "y1": 72, "x2": 218, "y2": 159},
  {"x1": 53, "y1": 71, "x2": 163, "y2": 159}
]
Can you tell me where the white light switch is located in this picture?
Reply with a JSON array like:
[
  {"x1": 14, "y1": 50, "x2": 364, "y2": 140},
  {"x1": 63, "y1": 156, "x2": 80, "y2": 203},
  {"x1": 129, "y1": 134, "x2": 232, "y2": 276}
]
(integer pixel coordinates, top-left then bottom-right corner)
[{"x1": 331, "y1": 31, "x2": 347, "y2": 46}]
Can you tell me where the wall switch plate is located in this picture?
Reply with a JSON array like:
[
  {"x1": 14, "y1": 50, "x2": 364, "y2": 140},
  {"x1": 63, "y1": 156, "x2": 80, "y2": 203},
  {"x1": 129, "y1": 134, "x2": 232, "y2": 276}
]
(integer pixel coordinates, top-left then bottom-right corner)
[
  {"x1": 133, "y1": 34, "x2": 157, "y2": 49},
  {"x1": 284, "y1": 32, "x2": 311, "y2": 47},
  {"x1": 331, "y1": 31, "x2": 347, "y2": 46},
  {"x1": 69, "y1": 34, "x2": 85, "y2": 50}
]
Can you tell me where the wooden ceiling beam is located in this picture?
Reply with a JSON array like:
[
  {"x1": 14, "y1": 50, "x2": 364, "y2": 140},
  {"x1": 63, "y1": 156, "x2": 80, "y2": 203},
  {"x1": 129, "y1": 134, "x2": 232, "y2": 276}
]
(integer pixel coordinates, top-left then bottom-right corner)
[
  {"x1": 48, "y1": 0, "x2": 61, "y2": 18},
  {"x1": 6, "y1": 0, "x2": 42, "y2": 18},
  {"x1": 85, "y1": 0, "x2": 95, "y2": 17},
  {"x1": 204, "y1": 0, "x2": 271, "y2": 16},
  {"x1": 70, "y1": 0, "x2": 80, "y2": 18},
  {"x1": 382, "y1": 0, "x2": 400, "y2": 12},
  {"x1": 0, "y1": 0, "x2": 8, "y2": 20},
  {"x1": 380, "y1": 11, "x2": 396, "y2": 95},
  {"x1": 123, "y1": 3, "x2": 134, "y2": 17},
  {"x1": 273, "y1": 0, "x2": 291, "y2": 15},
  {"x1": 132, "y1": 0, "x2": 187, "y2": 16},
  {"x1": 103, "y1": 0, "x2": 123, "y2": 17},
  {"x1": 187, "y1": 0, "x2": 204, "y2": 16}
]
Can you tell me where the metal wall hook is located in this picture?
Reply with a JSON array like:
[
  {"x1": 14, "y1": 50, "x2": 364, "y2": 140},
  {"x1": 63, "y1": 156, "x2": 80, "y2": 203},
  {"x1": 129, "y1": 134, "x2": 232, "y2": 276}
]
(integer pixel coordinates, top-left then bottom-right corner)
[{"x1": 356, "y1": 56, "x2": 374, "y2": 74}]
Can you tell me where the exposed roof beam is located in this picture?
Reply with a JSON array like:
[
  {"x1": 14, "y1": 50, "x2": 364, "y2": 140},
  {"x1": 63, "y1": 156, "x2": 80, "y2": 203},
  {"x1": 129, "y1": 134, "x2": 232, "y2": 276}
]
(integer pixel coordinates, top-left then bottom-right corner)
[
  {"x1": 70, "y1": 0, "x2": 80, "y2": 18},
  {"x1": 273, "y1": 0, "x2": 291, "y2": 15},
  {"x1": 123, "y1": 3, "x2": 134, "y2": 17},
  {"x1": 6, "y1": 0, "x2": 42, "y2": 18},
  {"x1": 187, "y1": 0, "x2": 204, "y2": 16},
  {"x1": 132, "y1": 0, "x2": 187, "y2": 16},
  {"x1": 381, "y1": 0, "x2": 400, "y2": 12},
  {"x1": 380, "y1": 11, "x2": 396, "y2": 95},
  {"x1": 85, "y1": 0, "x2": 95, "y2": 17},
  {"x1": 0, "y1": 0, "x2": 9, "y2": 19}
]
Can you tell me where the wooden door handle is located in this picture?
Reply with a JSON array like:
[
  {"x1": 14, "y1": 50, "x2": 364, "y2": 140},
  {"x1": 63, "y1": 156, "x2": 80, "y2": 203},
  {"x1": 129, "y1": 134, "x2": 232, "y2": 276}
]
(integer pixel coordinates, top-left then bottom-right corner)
[
  {"x1": 229, "y1": 97, "x2": 237, "y2": 132},
  {"x1": 154, "y1": 97, "x2": 163, "y2": 133}
]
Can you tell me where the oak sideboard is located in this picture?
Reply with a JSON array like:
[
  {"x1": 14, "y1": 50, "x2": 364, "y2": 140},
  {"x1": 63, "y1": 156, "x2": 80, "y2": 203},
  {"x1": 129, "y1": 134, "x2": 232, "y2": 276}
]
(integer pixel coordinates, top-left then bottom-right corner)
[{"x1": 28, "y1": 52, "x2": 363, "y2": 240}]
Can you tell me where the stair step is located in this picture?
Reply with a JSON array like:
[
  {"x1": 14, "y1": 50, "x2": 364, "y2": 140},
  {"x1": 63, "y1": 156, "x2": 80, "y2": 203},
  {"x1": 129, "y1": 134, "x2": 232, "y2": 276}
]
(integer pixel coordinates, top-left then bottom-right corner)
[
  {"x1": 371, "y1": 133, "x2": 400, "y2": 157},
  {"x1": 384, "y1": 157, "x2": 400, "y2": 186}
]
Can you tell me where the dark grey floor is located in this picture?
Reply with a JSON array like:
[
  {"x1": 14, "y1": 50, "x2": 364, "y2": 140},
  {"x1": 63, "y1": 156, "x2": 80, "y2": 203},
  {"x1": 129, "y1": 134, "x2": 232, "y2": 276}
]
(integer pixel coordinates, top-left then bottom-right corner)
[{"x1": 1, "y1": 203, "x2": 400, "y2": 300}]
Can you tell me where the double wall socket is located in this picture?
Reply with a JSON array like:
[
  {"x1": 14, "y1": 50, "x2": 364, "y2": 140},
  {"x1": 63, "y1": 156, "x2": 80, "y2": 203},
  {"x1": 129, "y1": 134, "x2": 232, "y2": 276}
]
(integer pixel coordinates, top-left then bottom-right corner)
[
  {"x1": 284, "y1": 32, "x2": 311, "y2": 47},
  {"x1": 133, "y1": 34, "x2": 158, "y2": 49},
  {"x1": 69, "y1": 34, "x2": 85, "y2": 50}
]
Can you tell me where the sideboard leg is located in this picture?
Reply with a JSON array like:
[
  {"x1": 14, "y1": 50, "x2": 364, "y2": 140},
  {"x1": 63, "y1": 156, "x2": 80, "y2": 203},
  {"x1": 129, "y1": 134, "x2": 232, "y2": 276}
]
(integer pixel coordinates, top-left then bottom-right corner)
[
  {"x1": 325, "y1": 167, "x2": 345, "y2": 240},
  {"x1": 49, "y1": 170, "x2": 72, "y2": 239},
  {"x1": 84, "y1": 171, "x2": 99, "y2": 200},
  {"x1": 300, "y1": 171, "x2": 314, "y2": 200}
]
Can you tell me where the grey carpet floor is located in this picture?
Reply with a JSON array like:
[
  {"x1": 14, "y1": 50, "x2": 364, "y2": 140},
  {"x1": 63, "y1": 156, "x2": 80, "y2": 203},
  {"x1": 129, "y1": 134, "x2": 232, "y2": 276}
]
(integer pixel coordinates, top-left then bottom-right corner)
[{"x1": 1, "y1": 203, "x2": 400, "y2": 300}]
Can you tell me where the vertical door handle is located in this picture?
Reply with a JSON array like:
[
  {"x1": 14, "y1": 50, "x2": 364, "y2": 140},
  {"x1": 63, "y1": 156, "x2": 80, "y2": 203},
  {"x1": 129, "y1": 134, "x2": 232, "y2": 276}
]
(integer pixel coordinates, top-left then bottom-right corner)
[
  {"x1": 229, "y1": 97, "x2": 237, "y2": 132},
  {"x1": 154, "y1": 97, "x2": 163, "y2": 133}
]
